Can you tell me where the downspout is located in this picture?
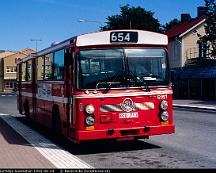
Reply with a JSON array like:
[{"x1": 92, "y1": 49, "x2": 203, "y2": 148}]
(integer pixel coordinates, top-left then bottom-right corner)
[
  {"x1": 181, "y1": 37, "x2": 184, "y2": 67},
  {"x1": 175, "y1": 36, "x2": 183, "y2": 67}
]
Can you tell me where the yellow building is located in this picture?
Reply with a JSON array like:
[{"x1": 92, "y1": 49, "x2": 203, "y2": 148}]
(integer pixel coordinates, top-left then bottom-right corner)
[
  {"x1": 0, "y1": 48, "x2": 35, "y2": 92},
  {"x1": 165, "y1": 7, "x2": 216, "y2": 99},
  {"x1": 166, "y1": 15, "x2": 206, "y2": 68}
]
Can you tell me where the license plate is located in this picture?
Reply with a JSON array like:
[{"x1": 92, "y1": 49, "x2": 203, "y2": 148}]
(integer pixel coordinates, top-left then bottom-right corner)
[{"x1": 119, "y1": 112, "x2": 138, "y2": 119}]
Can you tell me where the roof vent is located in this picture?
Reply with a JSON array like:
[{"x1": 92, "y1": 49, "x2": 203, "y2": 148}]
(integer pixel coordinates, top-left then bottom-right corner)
[{"x1": 51, "y1": 41, "x2": 59, "y2": 47}]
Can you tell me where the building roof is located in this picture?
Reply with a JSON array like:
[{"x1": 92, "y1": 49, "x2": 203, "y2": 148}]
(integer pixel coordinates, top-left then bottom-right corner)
[
  {"x1": 0, "y1": 51, "x2": 15, "y2": 59},
  {"x1": 165, "y1": 15, "x2": 206, "y2": 38},
  {"x1": 20, "y1": 48, "x2": 36, "y2": 55},
  {"x1": 1, "y1": 48, "x2": 35, "y2": 60}
]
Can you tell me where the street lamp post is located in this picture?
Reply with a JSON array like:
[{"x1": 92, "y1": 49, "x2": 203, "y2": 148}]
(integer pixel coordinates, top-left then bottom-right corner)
[
  {"x1": 78, "y1": 19, "x2": 103, "y2": 31},
  {"x1": 30, "y1": 39, "x2": 42, "y2": 52}
]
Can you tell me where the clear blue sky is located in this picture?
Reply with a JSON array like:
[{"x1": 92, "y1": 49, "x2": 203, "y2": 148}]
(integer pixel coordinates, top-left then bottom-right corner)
[{"x1": 0, "y1": 0, "x2": 205, "y2": 51}]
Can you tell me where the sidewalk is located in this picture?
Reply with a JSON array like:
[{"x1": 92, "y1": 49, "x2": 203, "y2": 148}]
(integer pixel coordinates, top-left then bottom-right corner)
[
  {"x1": 0, "y1": 114, "x2": 93, "y2": 169},
  {"x1": 173, "y1": 99, "x2": 216, "y2": 111},
  {"x1": 0, "y1": 117, "x2": 55, "y2": 168}
]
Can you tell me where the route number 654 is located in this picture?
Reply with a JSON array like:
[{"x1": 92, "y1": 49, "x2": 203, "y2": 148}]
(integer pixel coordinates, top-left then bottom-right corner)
[{"x1": 110, "y1": 32, "x2": 138, "y2": 43}]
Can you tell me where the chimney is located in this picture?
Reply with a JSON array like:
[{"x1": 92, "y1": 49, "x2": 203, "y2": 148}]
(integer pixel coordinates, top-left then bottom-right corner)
[
  {"x1": 181, "y1": 13, "x2": 191, "y2": 23},
  {"x1": 197, "y1": 6, "x2": 207, "y2": 17}
]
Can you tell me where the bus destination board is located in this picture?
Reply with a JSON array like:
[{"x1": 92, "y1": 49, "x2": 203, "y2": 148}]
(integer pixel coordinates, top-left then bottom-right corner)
[{"x1": 110, "y1": 31, "x2": 138, "y2": 43}]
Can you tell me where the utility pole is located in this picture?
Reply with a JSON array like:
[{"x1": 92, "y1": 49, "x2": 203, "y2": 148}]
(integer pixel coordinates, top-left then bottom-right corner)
[
  {"x1": 129, "y1": 21, "x2": 132, "y2": 29},
  {"x1": 30, "y1": 39, "x2": 42, "y2": 52}
]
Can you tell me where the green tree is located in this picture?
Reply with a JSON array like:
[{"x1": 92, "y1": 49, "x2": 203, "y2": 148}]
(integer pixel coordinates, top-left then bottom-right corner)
[
  {"x1": 199, "y1": 0, "x2": 216, "y2": 57},
  {"x1": 103, "y1": 5, "x2": 161, "y2": 32},
  {"x1": 162, "y1": 18, "x2": 181, "y2": 32}
]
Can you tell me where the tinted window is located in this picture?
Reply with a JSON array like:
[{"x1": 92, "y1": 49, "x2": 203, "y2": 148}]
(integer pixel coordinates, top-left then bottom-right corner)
[
  {"x1": 21, "y1": 63, "x2": 26, "y2": 81},
  {"x1": 37, "y1": 56, "x2": 44, "y2": 80},
  {"x1": 26, "y1": 60, "x2": 32, "y2": 81},
  {"x1": 77, "y1": 49, "x2": 124, "y2": 89},
  {"x1": 54, "y1": 49, "x2": 64, "y2": 80},
  {"x1": 44, "y1": 53, "x2": 54, "y2": 80}
]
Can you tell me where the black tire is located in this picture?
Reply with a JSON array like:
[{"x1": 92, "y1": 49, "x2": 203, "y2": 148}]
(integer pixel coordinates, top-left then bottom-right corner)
[
  {"x1": 52, "y1": 107, "x2": 61, "y2": 140},
  {"x1": 23, "y1": 101, "x2": 30, "y2": 120}
]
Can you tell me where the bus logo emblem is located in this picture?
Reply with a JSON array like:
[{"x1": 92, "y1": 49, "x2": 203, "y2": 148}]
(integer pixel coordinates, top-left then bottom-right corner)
[{"x1": 120, "y1": 98, "x2": 135, "y2": 112}]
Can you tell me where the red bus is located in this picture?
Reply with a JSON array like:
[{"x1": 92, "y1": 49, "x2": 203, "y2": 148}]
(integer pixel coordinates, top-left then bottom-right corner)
[{"x1": 17, "y1": 30, "x2": 175, "y2": 144}]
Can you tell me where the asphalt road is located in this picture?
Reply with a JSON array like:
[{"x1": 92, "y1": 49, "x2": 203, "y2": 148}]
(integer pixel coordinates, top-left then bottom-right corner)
[{"x1": 0, "y1": 94, "x2": 216, "y2": 168}]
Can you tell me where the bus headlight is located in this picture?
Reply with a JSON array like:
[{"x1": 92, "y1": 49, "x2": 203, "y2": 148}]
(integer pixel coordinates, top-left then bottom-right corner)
[
  {"x1": 85, "y1": 104, "x2": 95, "y2": 114},
  {"x1": 85, "y1": 116, "x2": 95, "y2": 126},
  {"x1": 160, "y1": 100, "x2": 168, "y2": 110},
  {"x1": 161, "y1": 111, "x2": 169, "y2": 121}
]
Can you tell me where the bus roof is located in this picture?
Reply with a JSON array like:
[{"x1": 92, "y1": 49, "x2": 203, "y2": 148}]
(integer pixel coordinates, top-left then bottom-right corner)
[
  {"x1": 18, "y1": 30, "x2": 168, "y2": 63},
  {"x1": 76, "y1": 30, "x2": 168, "y2": 47},
  {"x1": 16, "y1": 53, "x2": 36, "y2": 64}
]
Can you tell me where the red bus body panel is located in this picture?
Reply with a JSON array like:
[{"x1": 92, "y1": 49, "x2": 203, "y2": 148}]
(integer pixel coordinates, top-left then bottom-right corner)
[{"x1": 69, "y1": 87, "x2": 174, "y2": 143}]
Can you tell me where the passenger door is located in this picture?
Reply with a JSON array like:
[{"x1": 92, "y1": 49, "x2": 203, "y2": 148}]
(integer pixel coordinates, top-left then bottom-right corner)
[
  {"x1": 65, "y1": 47, "x2": 75, "y2": 135},
  {"x1": 17, "y1": 64, "x2": 22, "y2": 114}
]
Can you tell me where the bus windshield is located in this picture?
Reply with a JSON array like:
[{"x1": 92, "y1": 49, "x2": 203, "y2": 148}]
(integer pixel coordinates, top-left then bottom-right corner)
[{"x1": 77, "y1": 48, "x2": 170, "y2": 90}]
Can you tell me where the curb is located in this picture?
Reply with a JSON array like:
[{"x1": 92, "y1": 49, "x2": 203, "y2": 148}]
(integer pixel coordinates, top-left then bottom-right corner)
[{"x1": 173, "y1": 104, "x2": 216, "y2": 112}]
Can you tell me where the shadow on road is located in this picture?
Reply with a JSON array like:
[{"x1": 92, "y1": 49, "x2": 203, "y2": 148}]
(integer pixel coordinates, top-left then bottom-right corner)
[
  {"x1": 15, "y1": 116, "x2": 161, "y2": 155},
  {"x1": 65, "y1": 140, "x2": 161, "y2": 155},
  {"x1": 0, "y1": 118, "x2": 31, "y2": 146}
]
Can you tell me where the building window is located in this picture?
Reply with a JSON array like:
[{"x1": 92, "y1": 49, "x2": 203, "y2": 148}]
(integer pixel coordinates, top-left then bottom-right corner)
[
  {"x1": 5, "y1": 82, "x2": 17, "y2": 89},
  {"x1": 6, "y1": 66, "x2": 17, "y2": 73}
]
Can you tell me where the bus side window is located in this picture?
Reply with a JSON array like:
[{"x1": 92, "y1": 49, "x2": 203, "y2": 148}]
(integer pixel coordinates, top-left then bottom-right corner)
[
  {"x1": 37, "y1": 56, "x2": 45, "y2": 80},
  {"x1": 22, "y1": 62, "x2": 27, "y2": 81},
  {"x1": 26, "y1": 60, "x2": 32, "y2": 81},
  {"x1": 44, "y1": 53, "x2": 54, "y2": 80},
  {"x1": 53, "y1": 49, "x2": 64, "y2": 81}
]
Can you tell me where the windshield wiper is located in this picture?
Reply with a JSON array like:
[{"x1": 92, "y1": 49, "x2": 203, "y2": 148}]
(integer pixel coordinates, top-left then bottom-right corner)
[
  {"x1": 96, "y1": 81, "x2": 121, "y2": 90},
  {"x1": 102, "y1": 71, "x2": 125, "y2": 93},
  {"x1": 125, "y1": 70, "x2": 152, "y2": 91}
]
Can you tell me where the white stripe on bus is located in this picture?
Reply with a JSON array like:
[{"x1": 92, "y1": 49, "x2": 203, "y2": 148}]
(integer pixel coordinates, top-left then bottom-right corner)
[
  {"x1": 73, "y1": 90, "x2": 173, "y2": 99},
  {"x1": 20, "y1": 90, "x2": 173, "y2": 102},
  {"x1": 20, "y1": 92, "x2": 69, "y2": 104}
]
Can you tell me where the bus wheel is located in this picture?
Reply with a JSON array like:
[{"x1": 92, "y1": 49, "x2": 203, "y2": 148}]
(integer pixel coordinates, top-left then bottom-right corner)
[
  {"x1": 23, "y1": 101, "x2": 30, "y2": 121},
  {"x1": 52, "y1": 107, "x2": 61, "y2": 140}
]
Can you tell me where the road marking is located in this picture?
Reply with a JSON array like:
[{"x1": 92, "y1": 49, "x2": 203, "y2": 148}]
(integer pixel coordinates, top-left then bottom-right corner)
[
  {"x1": 173, "y1": 104, "x2": 216, "y2": 111},
  {"x1": 0, "y1": 113, "x2": 93, "y2": 169},
  {"x1": 0, "y1": 95, "x2": 16, "y2": 97}
]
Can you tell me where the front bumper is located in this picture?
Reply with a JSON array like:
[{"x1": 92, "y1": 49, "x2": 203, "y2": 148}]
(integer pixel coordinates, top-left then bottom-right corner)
[{"x1": 75, "y1": 124, "x2": 175, "y2": 143}]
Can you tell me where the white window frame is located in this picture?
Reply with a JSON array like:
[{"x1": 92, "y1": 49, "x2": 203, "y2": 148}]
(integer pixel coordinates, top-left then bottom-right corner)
[
  {"x1": 6, "y1": 66, "x2": 17, "y2": 73},
  {"x1": 5, "y1": 82, "x2": 16, "y2": 89}
]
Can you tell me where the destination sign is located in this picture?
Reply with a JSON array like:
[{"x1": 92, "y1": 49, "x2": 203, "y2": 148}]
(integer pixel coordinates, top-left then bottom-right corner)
[{"x1": 110, "y1": 31, "x2": 138, "y2": 43}]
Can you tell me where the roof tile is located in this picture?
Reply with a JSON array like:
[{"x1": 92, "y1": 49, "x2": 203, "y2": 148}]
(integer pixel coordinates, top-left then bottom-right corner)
[{"x1": 165, "y1": 15, "x2": 206, "y2": 38}]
